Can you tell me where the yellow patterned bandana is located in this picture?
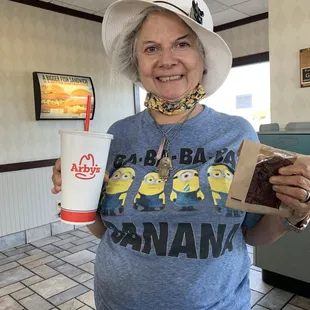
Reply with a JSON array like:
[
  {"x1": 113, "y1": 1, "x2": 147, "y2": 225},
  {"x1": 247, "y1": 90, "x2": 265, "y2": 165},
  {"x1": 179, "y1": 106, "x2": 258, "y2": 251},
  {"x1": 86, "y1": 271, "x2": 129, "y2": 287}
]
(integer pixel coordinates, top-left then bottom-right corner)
[{"x1": 144, "y1": 84, "x2": 207, "y2": 115}]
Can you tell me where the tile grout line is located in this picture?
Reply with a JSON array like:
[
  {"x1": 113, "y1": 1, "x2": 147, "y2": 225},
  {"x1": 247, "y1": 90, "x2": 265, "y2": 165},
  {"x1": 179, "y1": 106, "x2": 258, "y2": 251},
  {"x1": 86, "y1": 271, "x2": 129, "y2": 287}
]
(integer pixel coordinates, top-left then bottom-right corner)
[
  {"x1": 11, "y1": 260, "x2": 60, "y2": 307},
  {"x1": 281, "y1": 294, "x2": 295, "y2": 309},
  {"x1": 16, "y1": 241, "x2": 95, "y2": 308},
  {"x1": 280, "y1": 295, "x2": 308, "y2": 310},
  {"x1": 251, "y1": 289, "x2": 267, "y2": 308},
  {"x1": 6, "y1": 287, "x2": 31, "y2": 310},
  {"x1": 21, "y1": 240, "x2": 96, "y2": 276},
  {"x1": 15, "y1": 263, "x2": 86, "y2": 308},
  {"x1": 255, "y1": 286, "x2": 275, "y2": 308},
  {"x1": 0, "y1": 252, "x2": 9, "y2": 259},
  {"x1": 250, "y1": 287, "x2": 273, "y2": 295}
]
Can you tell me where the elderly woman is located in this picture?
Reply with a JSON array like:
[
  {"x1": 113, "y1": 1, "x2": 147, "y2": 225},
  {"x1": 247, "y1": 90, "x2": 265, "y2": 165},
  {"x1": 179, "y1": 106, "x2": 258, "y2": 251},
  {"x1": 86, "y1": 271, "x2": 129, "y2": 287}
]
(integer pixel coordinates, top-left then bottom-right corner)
[{"x1": 52, "y1": 0, "x2": 310, "y2": 309}]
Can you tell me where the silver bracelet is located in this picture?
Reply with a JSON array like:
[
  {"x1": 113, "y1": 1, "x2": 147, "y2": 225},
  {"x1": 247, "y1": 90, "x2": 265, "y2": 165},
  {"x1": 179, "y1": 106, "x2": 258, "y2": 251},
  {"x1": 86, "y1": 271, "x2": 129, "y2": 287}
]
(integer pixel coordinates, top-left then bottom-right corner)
[{"x1": 283, "y1": 215, "x2": 310, "y2": 232}]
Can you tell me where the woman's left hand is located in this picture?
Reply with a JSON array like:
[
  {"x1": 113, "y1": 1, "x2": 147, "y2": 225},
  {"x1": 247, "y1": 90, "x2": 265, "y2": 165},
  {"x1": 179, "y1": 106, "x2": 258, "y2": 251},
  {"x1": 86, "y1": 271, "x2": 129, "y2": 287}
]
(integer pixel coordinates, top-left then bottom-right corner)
[{"x1": 270, "y1": 159, "x2": 310, "y2": 224}]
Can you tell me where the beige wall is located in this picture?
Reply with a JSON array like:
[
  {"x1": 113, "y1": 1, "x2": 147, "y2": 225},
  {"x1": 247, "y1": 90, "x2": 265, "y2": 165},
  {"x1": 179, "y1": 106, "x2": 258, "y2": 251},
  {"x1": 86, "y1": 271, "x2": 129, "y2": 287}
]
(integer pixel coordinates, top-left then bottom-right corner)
[
  {"x1": 269, "y1": 0, "x2": 310, "y2": 127},
  {"x1": 217, "y1": 19, "x2": 269, "y2": 58},
  {"x1": 0, "y1": 1, "x2": 134, "y2": 165}
]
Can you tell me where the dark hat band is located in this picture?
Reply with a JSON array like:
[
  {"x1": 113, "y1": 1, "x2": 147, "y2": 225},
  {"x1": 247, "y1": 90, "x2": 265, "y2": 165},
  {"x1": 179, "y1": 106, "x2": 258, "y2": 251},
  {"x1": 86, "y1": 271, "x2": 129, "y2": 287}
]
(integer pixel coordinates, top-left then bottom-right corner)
[{"x1": 153, "y1": 1, "x2": 204, "y2": 25}]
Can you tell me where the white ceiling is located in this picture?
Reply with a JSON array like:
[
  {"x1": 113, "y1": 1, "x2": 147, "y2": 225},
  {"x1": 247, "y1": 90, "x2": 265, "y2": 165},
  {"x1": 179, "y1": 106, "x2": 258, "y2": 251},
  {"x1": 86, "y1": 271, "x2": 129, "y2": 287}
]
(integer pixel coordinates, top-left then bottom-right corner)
[{"x1": 39, "y1": 0, "x2": 268, "y2": 26}]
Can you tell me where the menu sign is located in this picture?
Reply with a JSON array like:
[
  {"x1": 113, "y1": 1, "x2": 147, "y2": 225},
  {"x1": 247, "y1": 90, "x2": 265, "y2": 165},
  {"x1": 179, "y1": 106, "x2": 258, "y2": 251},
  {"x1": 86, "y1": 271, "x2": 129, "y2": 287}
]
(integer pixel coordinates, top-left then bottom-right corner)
[
  {"x1": 302, "y1": 68, "x2": 310, "y2": 84},
  {"x1": 33, "y1": 72, "x2": 95, "y2": 120},
  {"x1": 300, "y1": 49, "x2": 310, "y2": 88}
]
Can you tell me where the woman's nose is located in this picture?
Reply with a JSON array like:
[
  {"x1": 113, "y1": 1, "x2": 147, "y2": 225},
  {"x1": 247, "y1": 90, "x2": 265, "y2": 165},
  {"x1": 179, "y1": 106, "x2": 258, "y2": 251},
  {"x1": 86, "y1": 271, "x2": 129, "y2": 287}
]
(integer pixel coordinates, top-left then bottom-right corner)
[{"x1": 158, "y1": 49, "x2": 178, "y2": 68}]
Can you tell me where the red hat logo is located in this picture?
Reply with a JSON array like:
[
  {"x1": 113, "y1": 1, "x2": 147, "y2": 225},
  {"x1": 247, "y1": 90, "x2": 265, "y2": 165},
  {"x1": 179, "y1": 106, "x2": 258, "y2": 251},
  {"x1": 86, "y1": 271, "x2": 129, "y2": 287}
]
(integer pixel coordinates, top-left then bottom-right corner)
[{"x1": 70, "y1": 154, "x2": 101, "y2": 180}]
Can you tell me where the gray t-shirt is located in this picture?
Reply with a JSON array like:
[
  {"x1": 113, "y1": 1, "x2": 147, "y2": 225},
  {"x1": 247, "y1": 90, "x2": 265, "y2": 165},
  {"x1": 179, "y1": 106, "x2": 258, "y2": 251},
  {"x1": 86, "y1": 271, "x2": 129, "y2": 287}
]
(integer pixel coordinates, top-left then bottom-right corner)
[{"x1": 95, "y1": 106, "x2": 262, "y2": 310}]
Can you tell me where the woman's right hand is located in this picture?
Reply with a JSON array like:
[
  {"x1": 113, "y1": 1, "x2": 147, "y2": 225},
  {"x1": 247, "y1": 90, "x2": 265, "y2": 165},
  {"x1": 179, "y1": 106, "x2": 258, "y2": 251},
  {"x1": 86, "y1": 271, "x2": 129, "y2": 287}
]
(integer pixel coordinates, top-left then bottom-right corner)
[{"x1": 51, "y1": 158, "x2": 62, "y2": 194}]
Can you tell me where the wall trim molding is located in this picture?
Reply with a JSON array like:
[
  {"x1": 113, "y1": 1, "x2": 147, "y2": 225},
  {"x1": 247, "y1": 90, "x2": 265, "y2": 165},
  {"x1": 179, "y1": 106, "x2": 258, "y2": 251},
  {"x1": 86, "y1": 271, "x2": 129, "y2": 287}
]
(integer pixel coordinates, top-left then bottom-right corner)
[
  {"x1": 0, "y1": 159, "x2": 57, "y2": 173},
  {"x1": 214, "y1": 12, "x2": 268, "y2": 32},
  {"x1": 232, "y1": 52, "x2": 269, "y2": 67},
  {"x1": 9, "y1": 0, "x2": 103, "y2": 22},
  {"x1": 10, "y1": 0, "x2": 268, "y2": 31}
]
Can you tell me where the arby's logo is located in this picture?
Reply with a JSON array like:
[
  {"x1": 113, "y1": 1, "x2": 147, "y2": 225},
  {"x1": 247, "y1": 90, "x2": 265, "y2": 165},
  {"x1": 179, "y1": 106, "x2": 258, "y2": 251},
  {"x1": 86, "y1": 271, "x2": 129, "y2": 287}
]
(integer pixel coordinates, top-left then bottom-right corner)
[{"x1": 71, "y1": 154, "x2": 101, "y2": 180}]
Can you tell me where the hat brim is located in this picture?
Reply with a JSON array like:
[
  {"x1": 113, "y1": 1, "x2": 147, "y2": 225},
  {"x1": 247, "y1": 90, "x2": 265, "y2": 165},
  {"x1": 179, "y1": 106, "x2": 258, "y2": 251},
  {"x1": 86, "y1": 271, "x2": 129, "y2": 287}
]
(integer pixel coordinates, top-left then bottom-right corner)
[{"x1": 102, "y1": 0, "x2": 232, "y2": 97}]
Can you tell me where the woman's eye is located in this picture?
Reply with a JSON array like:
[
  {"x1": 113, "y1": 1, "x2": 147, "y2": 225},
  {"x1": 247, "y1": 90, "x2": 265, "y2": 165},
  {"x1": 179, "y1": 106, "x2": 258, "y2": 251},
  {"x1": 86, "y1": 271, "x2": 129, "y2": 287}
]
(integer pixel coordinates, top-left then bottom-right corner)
[
  {"x1": 176, "y1": 42, "x2": 190, "y2": 49},
  {"x1": 145, "y1": 46, "x2": 158, "y2": 53}
]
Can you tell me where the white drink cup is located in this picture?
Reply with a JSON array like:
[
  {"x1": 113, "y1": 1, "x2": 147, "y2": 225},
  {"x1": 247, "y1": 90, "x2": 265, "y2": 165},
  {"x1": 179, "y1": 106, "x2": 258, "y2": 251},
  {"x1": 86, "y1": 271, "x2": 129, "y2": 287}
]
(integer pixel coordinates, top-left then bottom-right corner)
[{"x1": 59, "y1": 129, "x2": 113, "y2": 225}]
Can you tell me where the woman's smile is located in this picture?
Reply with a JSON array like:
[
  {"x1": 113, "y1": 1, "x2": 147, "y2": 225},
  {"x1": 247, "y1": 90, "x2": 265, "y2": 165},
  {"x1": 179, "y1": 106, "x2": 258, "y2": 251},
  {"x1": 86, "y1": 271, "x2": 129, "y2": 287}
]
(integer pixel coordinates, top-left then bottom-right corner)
[{"x1": 156, "y1": 75, "x2": 183, "y2": 82}]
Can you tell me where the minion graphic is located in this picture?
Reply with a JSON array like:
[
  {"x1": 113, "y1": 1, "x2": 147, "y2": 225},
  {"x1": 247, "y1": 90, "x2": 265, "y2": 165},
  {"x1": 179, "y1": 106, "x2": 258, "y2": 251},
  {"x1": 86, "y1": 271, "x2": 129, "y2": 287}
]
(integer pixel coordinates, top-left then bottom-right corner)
[
  {"x1": 170, "y1": 170, "x2": 204, "y2": 211},
  {"x1": 100, "y1": 167, "x2": 135, "y2": 216},
  {"x1": 134, "y1": 172, "x2": 165, "y2": 211},
  {"x1": 207, "y1": 164, "x2": 242, "y2": 217}
]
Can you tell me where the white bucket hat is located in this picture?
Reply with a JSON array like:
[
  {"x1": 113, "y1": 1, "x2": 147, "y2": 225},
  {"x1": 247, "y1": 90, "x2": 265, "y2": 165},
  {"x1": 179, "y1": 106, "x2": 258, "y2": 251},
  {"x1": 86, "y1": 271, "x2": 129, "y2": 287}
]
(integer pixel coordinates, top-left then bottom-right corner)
[{"x1": 102, "y1": 0, "x2": 232, "y2": 97}]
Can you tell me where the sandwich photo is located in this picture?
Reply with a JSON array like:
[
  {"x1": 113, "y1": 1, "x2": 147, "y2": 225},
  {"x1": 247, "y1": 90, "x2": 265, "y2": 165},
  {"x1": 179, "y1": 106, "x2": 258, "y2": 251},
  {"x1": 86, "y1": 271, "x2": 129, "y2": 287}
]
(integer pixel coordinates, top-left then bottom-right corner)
[{"x1": 40, "y1": 84, "x2": 70, "y2": 112}]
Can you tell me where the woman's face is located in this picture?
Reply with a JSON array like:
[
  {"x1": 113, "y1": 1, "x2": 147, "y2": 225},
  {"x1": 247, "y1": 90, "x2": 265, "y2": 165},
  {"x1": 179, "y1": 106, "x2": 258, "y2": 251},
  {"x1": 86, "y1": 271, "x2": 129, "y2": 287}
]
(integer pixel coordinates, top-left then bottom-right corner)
[{"x1": 136, "y1": 11, "x2": 204, "y2": 101}]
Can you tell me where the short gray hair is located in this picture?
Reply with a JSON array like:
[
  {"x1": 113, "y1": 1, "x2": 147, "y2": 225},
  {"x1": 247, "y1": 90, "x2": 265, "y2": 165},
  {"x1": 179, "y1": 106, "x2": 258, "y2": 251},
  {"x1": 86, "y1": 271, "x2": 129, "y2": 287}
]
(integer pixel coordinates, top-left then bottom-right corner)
[{"x1": 111, "y1": 6, "x2": 207, "y2": 83}]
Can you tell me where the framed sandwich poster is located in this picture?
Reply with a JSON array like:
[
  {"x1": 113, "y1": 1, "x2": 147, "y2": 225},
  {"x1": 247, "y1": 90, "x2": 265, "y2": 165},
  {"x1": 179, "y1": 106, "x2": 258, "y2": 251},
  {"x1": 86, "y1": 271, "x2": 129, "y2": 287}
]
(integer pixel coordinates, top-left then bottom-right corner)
[
  {"x1": 300, "y1": 48, "x2": 310, "y2": 88},
  {"x1": 33, "y1": 72, "x2": 96, "y2": 120}
]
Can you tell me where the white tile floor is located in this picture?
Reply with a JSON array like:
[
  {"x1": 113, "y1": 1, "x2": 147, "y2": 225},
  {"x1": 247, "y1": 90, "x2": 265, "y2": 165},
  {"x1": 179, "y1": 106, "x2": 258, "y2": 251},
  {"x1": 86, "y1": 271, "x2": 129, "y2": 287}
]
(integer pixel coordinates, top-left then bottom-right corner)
[{"x1": 0, "y1": 226, "x2": 309, "y2": 310}]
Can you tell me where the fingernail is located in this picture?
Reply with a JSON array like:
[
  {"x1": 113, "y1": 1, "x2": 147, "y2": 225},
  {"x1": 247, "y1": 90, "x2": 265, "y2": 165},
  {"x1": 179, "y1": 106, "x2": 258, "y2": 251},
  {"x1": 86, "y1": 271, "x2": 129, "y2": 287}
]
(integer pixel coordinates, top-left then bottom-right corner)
[{"x1": 269, "y1": 177, "x2": 275, "y2": 183}]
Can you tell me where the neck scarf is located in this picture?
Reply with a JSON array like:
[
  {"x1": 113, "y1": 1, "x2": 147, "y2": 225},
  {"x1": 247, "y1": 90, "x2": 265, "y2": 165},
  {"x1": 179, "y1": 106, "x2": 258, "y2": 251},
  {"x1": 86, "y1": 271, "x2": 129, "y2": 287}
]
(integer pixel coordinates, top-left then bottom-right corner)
[{"x1": 144, "y1": 83, "x2": 206, "y2": 115}]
